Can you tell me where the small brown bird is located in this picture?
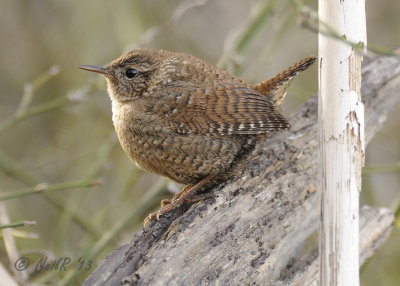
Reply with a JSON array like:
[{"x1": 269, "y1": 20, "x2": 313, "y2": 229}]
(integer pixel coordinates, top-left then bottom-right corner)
[{"x1": 78, "y1": 49, "x2": 315, "y2": 224}]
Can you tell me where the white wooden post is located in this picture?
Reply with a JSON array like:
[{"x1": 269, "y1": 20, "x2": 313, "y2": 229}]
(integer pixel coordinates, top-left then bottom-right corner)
[{"x1": 318, "y1": 1, "x2": 366, "y2": 286}]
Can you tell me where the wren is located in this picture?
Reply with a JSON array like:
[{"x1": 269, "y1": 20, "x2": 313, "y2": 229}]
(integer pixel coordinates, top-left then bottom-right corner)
[{"x1": 78, "y1": 49, "x2": 315, "y2": 224}]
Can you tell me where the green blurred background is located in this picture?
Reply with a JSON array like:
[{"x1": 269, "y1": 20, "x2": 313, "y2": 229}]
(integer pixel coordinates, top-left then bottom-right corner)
[{"x1": 0, "y1": 0, "x2": 399, "y2": 285}]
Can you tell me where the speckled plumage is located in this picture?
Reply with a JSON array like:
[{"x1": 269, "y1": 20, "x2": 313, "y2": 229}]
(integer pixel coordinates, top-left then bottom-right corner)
[
  {"x1": 79, "y1": 49, "x2": 315, "y2": 221},
  {"x1": 81, "y1": 49, "x2": 315, "y2": 185}
]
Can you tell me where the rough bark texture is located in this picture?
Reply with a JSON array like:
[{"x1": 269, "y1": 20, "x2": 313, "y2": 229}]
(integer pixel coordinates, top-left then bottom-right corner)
[
  {"x1": 83, "y1": 53, "x2": 400, "y2": 286},
  {"x1": 279, "y1": 206, "x2": 394, "y2": 286}
]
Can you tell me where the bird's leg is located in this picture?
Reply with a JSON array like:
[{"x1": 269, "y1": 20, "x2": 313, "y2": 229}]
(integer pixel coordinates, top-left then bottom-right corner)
[
  {"x1": 160, "y1": 198, "x2": 173, "y2": 207},
  {"x1": 144, "y1": 174, "x2": 215, "y2": 225},
  {"x1": 160, "y1": 183, "x2": 197, "y2": 207},
  {"x1": 159, "y1": 185, "x2": 189, "y2": 207}
]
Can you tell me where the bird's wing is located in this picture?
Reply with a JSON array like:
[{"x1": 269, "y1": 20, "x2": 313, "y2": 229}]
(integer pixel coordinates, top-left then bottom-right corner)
[{"x1": 159, "y1": 82, "x2": 290, "y2": 135}]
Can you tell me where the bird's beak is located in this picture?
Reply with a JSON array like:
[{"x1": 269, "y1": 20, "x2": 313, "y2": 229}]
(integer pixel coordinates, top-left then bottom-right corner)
[{"x1": 77, "y1": 65, "x2": 110, "y2": 76}]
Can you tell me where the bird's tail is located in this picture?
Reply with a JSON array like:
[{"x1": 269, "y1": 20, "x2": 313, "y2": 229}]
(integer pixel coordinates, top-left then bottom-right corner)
[{"x1": 253, "y1": 56, "x2": 316, "y2": 106}]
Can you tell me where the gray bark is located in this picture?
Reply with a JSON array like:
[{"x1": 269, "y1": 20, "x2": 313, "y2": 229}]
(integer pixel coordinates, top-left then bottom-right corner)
[{"x1": 83, "y1": 53, "x2": 400, "y2": 286}]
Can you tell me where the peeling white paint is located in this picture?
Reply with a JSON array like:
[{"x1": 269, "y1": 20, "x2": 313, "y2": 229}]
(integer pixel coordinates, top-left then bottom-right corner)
[{"x1": 318, "y1": 0, "x2": 366, "y2": 285}]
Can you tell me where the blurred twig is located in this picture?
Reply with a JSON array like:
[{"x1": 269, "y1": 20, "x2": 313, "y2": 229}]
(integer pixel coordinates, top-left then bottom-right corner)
[
  {"x1": 120, "y1": 167, "x2": 143, "y2": 202},
  {"x1": 0, "y1": 179, "x2": 101, "y2": 201},
  {"x1": 0, "y1": 229, "x2": 39, "y2": 240},
  {"x1": 0, "y1": 96, "x2": 69, "y2": 134},
  {"x1": 0, "y1": 83, "x2": 94, "y2": 134},
  {"x1": 0, "y1": 65, "x2": 64, "y2": 134},
  {"x1": 290, "y1": 0, "x2": 400, "y2": 58},
  {"x1": 248, "y1": 3, "x2": 296, "y2": 81},
  {"x1": 0, "y1": 197, "x2": 28, "y2": 283},
  {"x1": 0, "y1": 149, "x2": 101, "y2": 237},
  {"x1": 57, "y1": 178, "x2": 168, "y2": 286},
  {"x1": 16, "y1": 65, "x2": 60, "y2": 116},
  {"x1": 88, "y1": 178, "x2": 167, "y2": 257},
  {"x1": 362, "y1": 163, "x2": 400, "y2": 175},
  {"x1": 0, "y1": 149, "x2": 38, "y2": 185},
  {"x1": 0, "y1": 71, "x2": 99, "y2": 241},
  {"x1": 55, "y1": 136, "x2": 116, "y2": 251},
  {"x1": 217, "y1": 0, "x2": 282, "y2": 73},
  {"x1": 390, "y1": 186, "x2": 400, "y2": 228},
  {"x1": 0, "y1": 220, "x2": 36, "y2": 230},
  {"x1": 129, "y1": 0, "x2": 209, "y2": 49}
]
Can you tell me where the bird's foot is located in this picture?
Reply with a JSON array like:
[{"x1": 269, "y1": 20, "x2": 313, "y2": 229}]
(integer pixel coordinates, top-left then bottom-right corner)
[
  {"x1": 143, "y1": 174, "x2": 214, "y2": 226},
  {"x1": 159, "y1": 183, "x2": 194, "y2": 207}
]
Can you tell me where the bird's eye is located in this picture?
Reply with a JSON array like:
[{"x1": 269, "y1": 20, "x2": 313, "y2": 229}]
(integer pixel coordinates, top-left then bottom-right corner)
[{"x1": 125, "y1": 68, "x2": 138, "y2": 79}]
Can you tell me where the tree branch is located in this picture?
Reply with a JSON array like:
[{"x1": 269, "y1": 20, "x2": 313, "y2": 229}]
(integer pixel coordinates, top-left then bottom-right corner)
[{"x1": 83, "y1": 53, "x2": 400, "y2": 286}]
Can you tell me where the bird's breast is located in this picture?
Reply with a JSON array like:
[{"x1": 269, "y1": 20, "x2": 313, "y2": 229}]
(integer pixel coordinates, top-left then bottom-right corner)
[{"x1": 109, "y1": 99, "x2": 255, "y2": 185}]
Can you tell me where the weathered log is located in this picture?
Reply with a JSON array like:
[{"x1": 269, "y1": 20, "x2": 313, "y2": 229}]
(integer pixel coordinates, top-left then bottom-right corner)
[
  {"x1": 83, "y1": 53, "x2": 400, "y2": 286},
  {"x1": 279, "y1": 206, "x2": 394, "y2": 286}
]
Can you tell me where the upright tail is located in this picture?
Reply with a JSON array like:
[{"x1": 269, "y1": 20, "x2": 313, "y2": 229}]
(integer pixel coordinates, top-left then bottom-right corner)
[{"x1": 253, "y1": 56, "x2": 316, "y2": 106}]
